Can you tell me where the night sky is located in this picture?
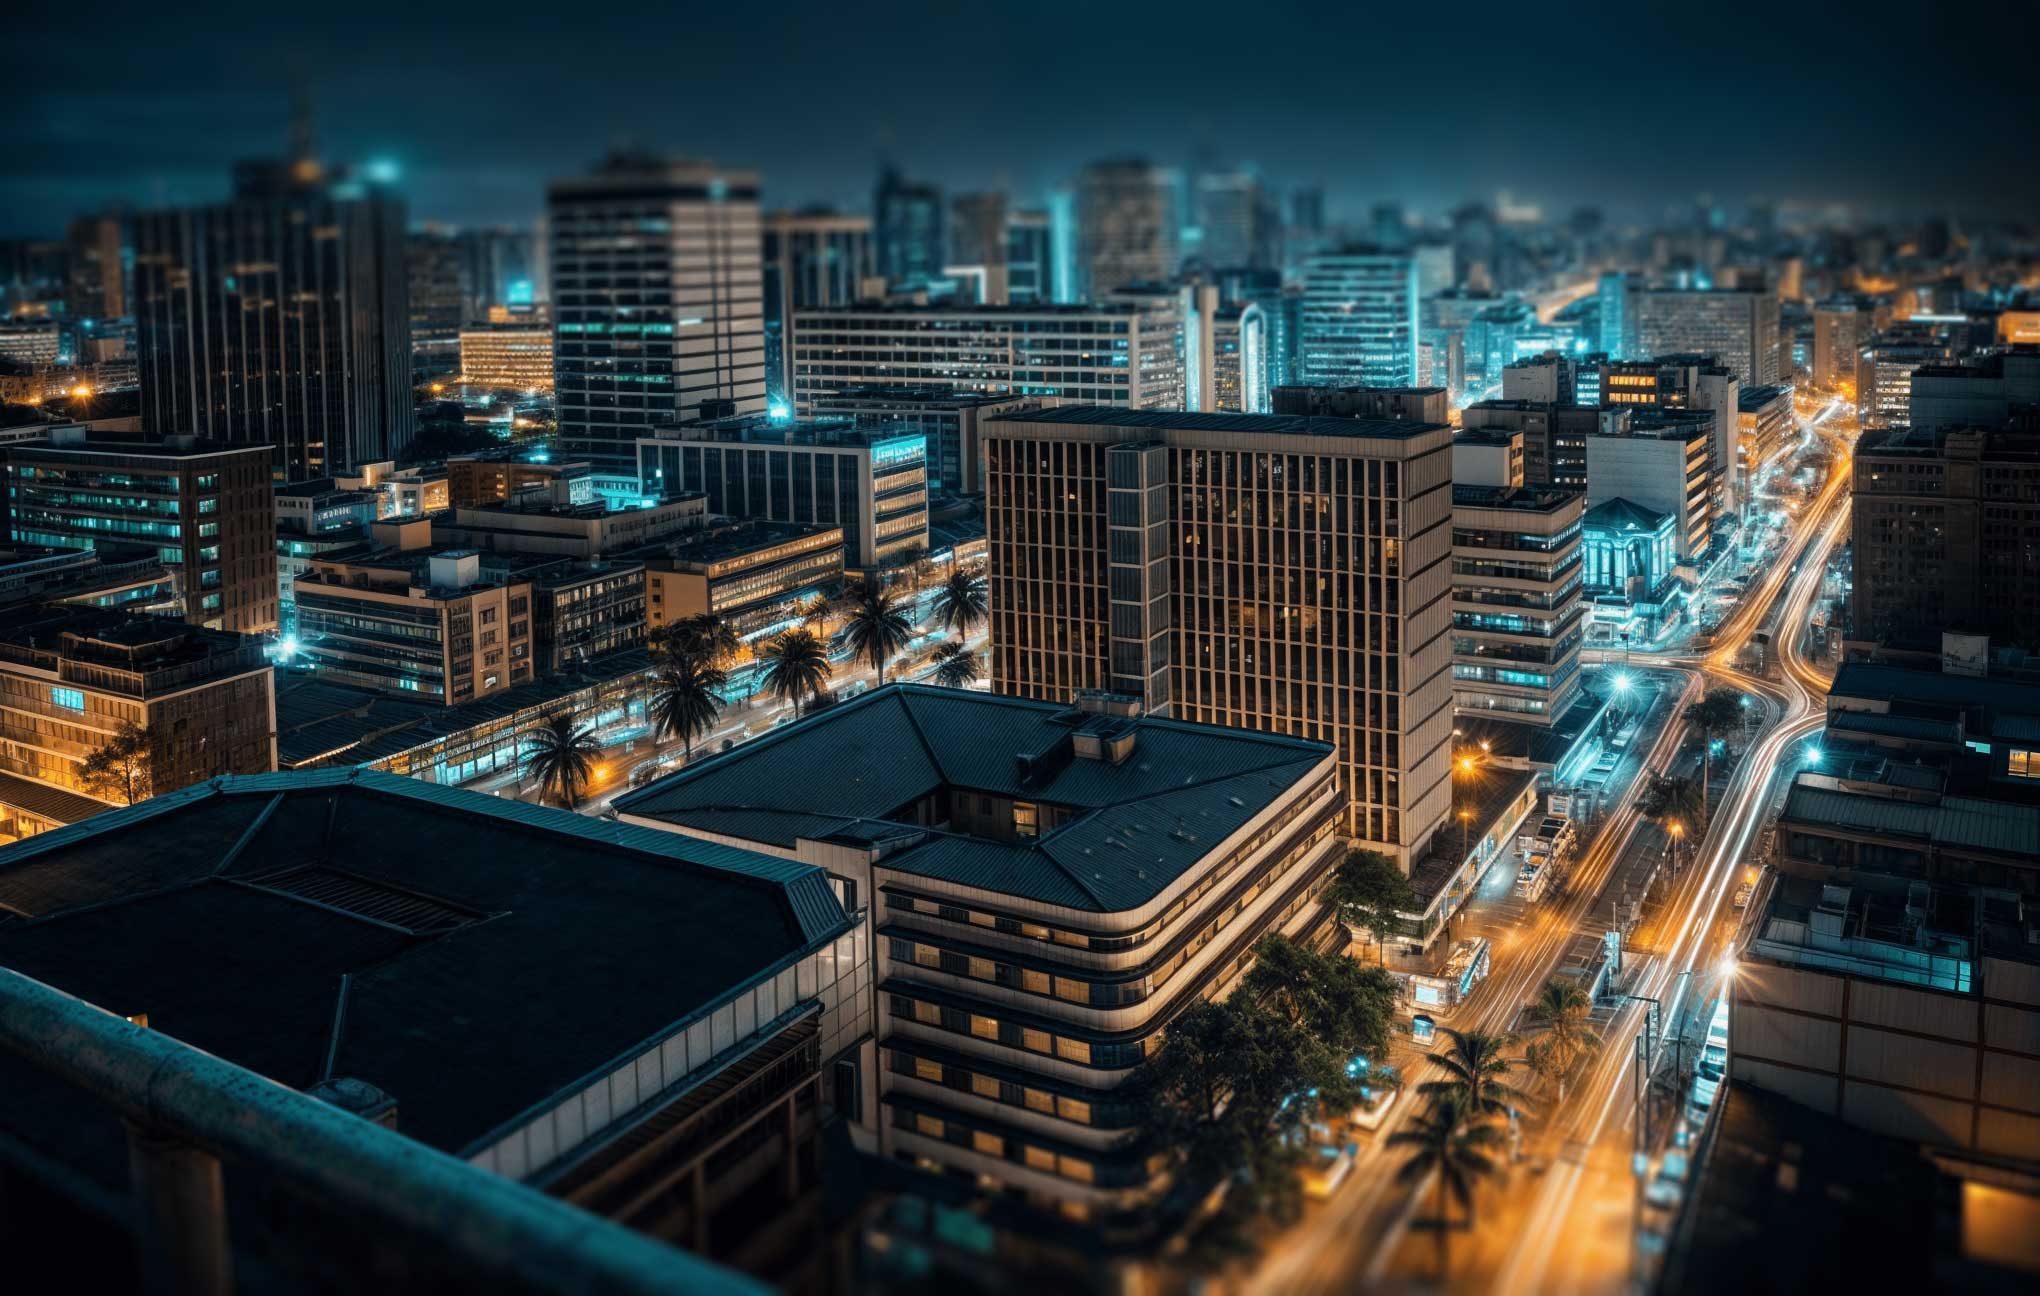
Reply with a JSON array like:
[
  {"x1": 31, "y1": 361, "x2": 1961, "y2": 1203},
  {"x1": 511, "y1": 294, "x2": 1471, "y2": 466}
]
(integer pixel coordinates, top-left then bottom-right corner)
[{"x1": 10, "y1": 0, "x2": 2037, "y2": 237}]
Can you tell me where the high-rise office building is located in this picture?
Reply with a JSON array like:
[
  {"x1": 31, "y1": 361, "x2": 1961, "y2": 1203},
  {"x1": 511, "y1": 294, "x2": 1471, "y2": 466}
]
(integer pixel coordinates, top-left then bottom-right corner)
[
  {"x1": 1299, "y1": 249, "x2": 1420, "y2": 388},
  {"x1": 407, "y1": 222, "x2": 473, "y2": 380},
  {"x1": 1462, "y1": 399, "x2": 1607, "y2": 492},
  {"x1": 548, "y1": 155, "x2": 765, "y2": 470},
  {"x1": 134, "y1": 155, "x2": 410, "y2": 479},
  {"x1": 1585, "y1": 411, "x2": 1716, "y2": 563},
  {"x1": 1193, "y1": 171, "x2": 1271, "y2": 271},
  {"x1": 1004, "y1": 209, "x2": 1055, "y2": 305},
  {"x1": 1076, "y1": 159, "x2": 1179, "y2": 300},
  {"x1": 65, "y1": 213, "x2": 127, "y2": 324},
  {"x1": 761, "y1": 209, "x2": 873, "y2": 409},
  {"x1": 1597, "y1": 271, "x2": 1633, "y2": 360},
  {"x1": 1634, "y1": 287, "x2": 1780, "y2": 386},
  {"x1": 1450, "y1": 486, "x2": 1585, "y2": 727},
  {"x1": 1597, "y1": 354, "x2": 1741, "y2": 519},
  {"x1": 983, "y1": 406, "x2": 1455, "y2": 862},
  {"x1": 4, "y1": 429, "x2": 279, "y2": 633},
  {"x1": 947, "y1": 192, "x2": 1008, "y2": 270},
  {"x1": 874, "y1": 165, "x2": 944, "y2": 290},
  {"x1": 1856, "y1": 324, "x2": 1955, "y2": 431},
  {"x1": 1272, "y1": 384, "x2": 1448, "y2": 424},
  {"x1": 788, "y1": 301, "x2": 1189, "y2": 412},
  {"x1": 1850, "y1": 425, "x2": 2040, "y2": 649}
]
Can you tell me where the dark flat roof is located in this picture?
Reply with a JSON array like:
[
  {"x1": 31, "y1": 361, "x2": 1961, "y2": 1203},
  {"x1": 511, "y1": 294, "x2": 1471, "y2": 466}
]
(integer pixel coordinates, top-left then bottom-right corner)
[
  {"x1": 616, "y1": 685, "x2": 1334, "y2": 913},
  {"x1": 985, "y1": 406, "x2": 1448, "y2": 440},
  {"x1": 0, "y1": 769, "x2": 848, "y2": 1176}
]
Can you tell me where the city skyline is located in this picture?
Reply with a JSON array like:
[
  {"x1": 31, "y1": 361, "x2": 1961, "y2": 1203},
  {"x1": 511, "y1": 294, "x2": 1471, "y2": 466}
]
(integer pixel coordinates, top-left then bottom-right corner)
[{"x1": 10, "y1": 1, "x2": 2040, "y2": 236}]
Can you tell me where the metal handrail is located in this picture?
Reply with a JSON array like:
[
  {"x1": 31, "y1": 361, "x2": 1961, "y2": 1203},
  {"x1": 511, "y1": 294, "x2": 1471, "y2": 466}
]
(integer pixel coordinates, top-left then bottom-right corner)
[{"x1": 0, "y1": 966, "x2": 764, "y2": 1295}]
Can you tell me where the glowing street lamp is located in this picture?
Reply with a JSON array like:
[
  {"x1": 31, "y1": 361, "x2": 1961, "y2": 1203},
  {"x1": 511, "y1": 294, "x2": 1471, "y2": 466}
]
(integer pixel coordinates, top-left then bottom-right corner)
[{"x1": 1612, "y1": 672, "x2": 1633, "y2": 695}]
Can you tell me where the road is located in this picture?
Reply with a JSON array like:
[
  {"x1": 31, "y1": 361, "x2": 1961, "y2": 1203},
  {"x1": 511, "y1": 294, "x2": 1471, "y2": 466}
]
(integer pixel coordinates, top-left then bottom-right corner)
[
  {"x1": 1244, "y1": 397, "x2": 1854, "y2": 1294},
  {"x1": 1489, "y1": 405, "x2": 1853, "y2": 1295}
]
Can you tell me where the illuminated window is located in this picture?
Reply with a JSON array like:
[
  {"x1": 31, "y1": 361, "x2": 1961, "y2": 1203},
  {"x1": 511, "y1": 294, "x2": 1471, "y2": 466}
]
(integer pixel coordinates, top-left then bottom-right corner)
[
  {"x1": 1022, "y1": 1028, "x2": 1052, "y2": 1053},
  {"x1": 968, "y1": 956, "x2": 996, "y2": 981},
  {"x1": 972, "y1": 1131, "x2": 1005, "y2": 1158},
  {"x1": 971, "y1": 1073, "x2": 999, "y2": 1099},
  {"x1": 2011, "y1": 749, "x2": 2040, "y2": 779},
  {"x1": 1057, "y1": 1156, "x2": 1095, "y2": 1183},
  {"x1": 1055, "y1": 1096, "x2": 1092, "y2": 1124},
  {"x1": 1024, "y1": 1146, "x2": 1056, "y2": 1172},
  {"x1": 1021, "y1": 969, "x2": 1051, "y2": 994},
  {"x1": 50, "y1": 687, "x2": 85, "y2": 711},
  {"x1": 916, "y1": 1114, "x2": 944, "y2": 1138},
  {"x1": 914, "y1": 1001, "x2": 940, "y2": 1025},
  {"x1": 1025, "y1": 1088, "x2": 1054, "y2": 1114},
  {"x1": 970, "y1": 1015, "x2": 999, "y2": 1040},
  {"x1": 1054, "y1": 1037, "x2": 1092, "y2": 1064},
  {"x1": 914, "y1": 1057, "x2": 943, "y2": 1083}
]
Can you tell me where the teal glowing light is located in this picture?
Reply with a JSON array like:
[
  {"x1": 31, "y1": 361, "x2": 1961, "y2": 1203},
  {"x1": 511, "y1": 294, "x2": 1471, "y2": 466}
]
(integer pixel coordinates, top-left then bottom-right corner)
[{"x1": 363, "y1": 158, "x2": 401, "y2": 184}]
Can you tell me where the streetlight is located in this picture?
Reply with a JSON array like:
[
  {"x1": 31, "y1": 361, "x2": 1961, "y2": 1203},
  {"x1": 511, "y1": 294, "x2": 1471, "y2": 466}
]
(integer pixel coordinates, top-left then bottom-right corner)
[{"x1": 1667, "y1": 820, "x2": 1684, "y2": 875}]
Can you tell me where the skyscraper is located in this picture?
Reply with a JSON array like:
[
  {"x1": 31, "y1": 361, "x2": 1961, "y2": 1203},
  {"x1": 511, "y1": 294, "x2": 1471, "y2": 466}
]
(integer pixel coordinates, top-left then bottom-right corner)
[
  {"x1": 946, "y1": 191, "x2": 1008, "y2": 269},
  {"x1": 1597, "y1": 271, "x2": 1633, "y2": 359},
  {"x1": 134, "y1": 155, "x2": 411, "y2": 479},
  {"x1": 1634, "y1": 286, "x2": 1780, "y2": 386},
  {"x1": 64, "y1": 213, "x2": 127, "y2": 324},
  {"x1": 1076, "y1": 159, "x2": 1179, "y2": 300},
  {"x1": 1193, "y1": 171, "x2": 1271, "y2": 270},
  {"x1": 1003, "y1": 209, "x2": 1054, "y2": 304},
  {"x1": 406, "y1": 222, "x2": 472, "y2": 381},
  {"x1": 873, "y1": 165, "x2": 944, "y2": 290},
  {"x1": 983, "y1": 405, "x2": 1455, "y2": 861},
  {"x1": 762, "y1": 209, "x2": 873, "y2": 408},
  {"x1": 1299, "y1": 249, "x2": 1420, "y2": 388},
  {"x1": 547, "y1": 155, "x2": 765, "y2": 470}
]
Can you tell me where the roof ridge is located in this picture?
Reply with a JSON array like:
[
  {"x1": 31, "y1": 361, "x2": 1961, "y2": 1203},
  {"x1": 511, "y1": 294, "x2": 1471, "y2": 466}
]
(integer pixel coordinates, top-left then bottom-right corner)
[{"x1": 890, "y1": 686, "x2": 954, "y2": 785}]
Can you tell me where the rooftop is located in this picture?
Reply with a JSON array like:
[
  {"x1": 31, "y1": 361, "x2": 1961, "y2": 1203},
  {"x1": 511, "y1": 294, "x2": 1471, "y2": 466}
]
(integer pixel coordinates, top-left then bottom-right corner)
[
  {"x1": 1451, "y1": 484, "x2": 1582, "y2": 513},
  {"x1": 807, "y1": 385, "x2": 1037, "y2": 409},
  {"x1": 645, "y1": 415, "x2": 920, "y2": 450},
  {"x1": 0, "y1": 768, "x2": 848, "y2": 1178},
  {"x1": 1738, "y1": 384, "x2": 1793, "y2": 409},
  {"x1": 1749, "y1": 872, "x2": 2039, "y2": 985},
  {"x1": 1584, "y1": 496, "x2": 1674, "y2": 532},
  {"x1": 647, "y1": 521, "x2": 844, "y2": 566},
  {"x1": 985, "y1": 405, "x2": 1449, "y2": 440},
  {"x1": 1777, "y1": 781, "x2": 2040, "y2": 860},
  {"x1": 1829, "y1": 661, "x2": 2040, "y2": 723},
  {"x1": 614, "y1": 685, "x2": 1335, "y2": 913}
]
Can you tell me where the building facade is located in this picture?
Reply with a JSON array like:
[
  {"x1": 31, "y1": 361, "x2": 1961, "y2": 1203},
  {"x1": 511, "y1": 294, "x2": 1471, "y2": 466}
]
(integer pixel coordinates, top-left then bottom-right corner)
[
  {"x1": 5, "y1": 431, "x2": 278, "y2": 633},
  {"x1": 134, "y1": 157, "x2": 411, "y2": 478},
  {"x1": 1586, "y1": 414, "x2": 1716, "y2": 564},
  {"x1": 762, "y1": 210, "x2": 874, "y2": 408},
  {"x1": 459, "y1": 322, "x2": 553, "y2": 392},
  {"x1": 548, "y1": 156, "x2": 766, "y2": 470},
  {"x1": 983, "y1": 406, "x2": 1455, "y2": 864},
  {"x1": 1634, "y1": 287, "x2": 1780, "y2": 386},
  {"x1": 1075, "y1": 160, "x2": 1178, "y2": 301},
  {"x1": 637, "y1": 416, "x2": 928, "y2": 570},
  {"x1": 643, "y1": 523, "x2": 845, "y2": 637},
  {"x1": 788, "y1": 302, "x2": 1187, "y2": 413},
  {"x1": 805, "y1": 386, "x2": 1040, "y2": 498},
  {"x1": 1449, "y1": 486, "x2": 1585, "y2": 726},
  {"x1": 1298, "y1": 251, "x2": 1420, "y2": 389}
]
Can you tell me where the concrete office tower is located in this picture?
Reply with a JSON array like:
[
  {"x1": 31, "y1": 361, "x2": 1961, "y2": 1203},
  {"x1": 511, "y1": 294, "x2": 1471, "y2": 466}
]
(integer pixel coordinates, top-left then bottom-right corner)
[
  {"x1": 548, "y1": 156, "x2": 765, "y2": 470},
  {"x1": 1502, "y1": 352, "x2": 1576, "y2": 404},
  {"x1": 874, "y1": 165, "x2": 944, "y2": 290},
  {"x1": 947, "y1": 192, "x2": 1008, "y2": 270},
  {"x1": 1299, "y1": 249, "x2": 1420, "y2": 388},
  {"x1": 134, "y1": 155, "x2": 410, "y2": 479},
  {"x1": 1194, "y1": 171, "x2": 1272, "y2": 270},
  {"x1": 983, "y1": 406, "x2": 1455, "y2": 863},
  {"x1": 1272, "y1": 384, "x2": 1448, "y2": 424},
  {"x1": 1450, "y1": 486, "x2": 1586, "y2": 726},
  {"x1": 1076, "y1": 159, "x2": 1180, "y2": 300},
  {"x1": 1462, "y1": 399, "x2": 1610, "y2": 491},
  {"x1": 4, "y1": 428, "x2": 279, "y2": 633},
  {"x1": 788, "y1": 300, "x2": 1188, "y2": 412},
  {"x1": 407, "y1": 222, "x2": 472, "y2": 381},
  {"x1": 1586, "y1": 412, "x2": 1716, "y2": 564},
  {"x1": 1909, "y1": 350, "x2": 2040, "y2": 432},
  {"x1": 65, "y1": 213, "x2": 127, "y2": 323},
  {"x1": 1634, "y1": 286, "x2": 1780, "y2": 386},
  {"x1": 1850, "y1": 425, "x2": 2040, "y2": 651},
  {"x1": 762, "y1": 210, "x2": 874, "y2": 408},
  {"x1": 1004, "y1": 209, "x2": 1055, "y2": 305},
  {"x1": 1856, "y1": 324, "x2": 1955, "y2": 431}
]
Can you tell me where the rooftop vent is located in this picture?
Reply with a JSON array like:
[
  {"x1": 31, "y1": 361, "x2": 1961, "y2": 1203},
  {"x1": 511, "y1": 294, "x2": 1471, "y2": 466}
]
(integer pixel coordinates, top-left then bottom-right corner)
[{"x1": 244, "y1": 864, "x2": 484, "y2": 936}]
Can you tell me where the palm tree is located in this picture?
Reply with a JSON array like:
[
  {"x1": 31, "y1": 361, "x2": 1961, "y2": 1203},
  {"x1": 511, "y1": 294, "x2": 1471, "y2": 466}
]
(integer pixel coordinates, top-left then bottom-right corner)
[
  {"x1": 519, "y1": 712, "x2": 602, "y2": 811},
  {"x1": 1683, "y1": 687, "x2": 1744, "y2": 825},
  {"x1": 840, "y1": 581, "x2": 913, "y2": 687},
  {"x1": 659, "y1": 613, "x2": 739, "y2": 668},
  {"x1": 1524, "y1": 978, "x2": 1600, "y2": 1101},
  {"x1": 797, "y1": 592, "x2": 833, "y2": 630},
  {"x1": 932, "y1": 568, "x2": 988, "y2": 638},
  {"x1": 1641, "y1": 773, "x2": 1705, "y2": 858},
  {"x1": 759, "y1": 628, "x2": 833, "y2": 716},
  {"x1": 1387, "y1": 1093, "x2": 1505, "y2": 1280},
  {"x1": 1419, "y1": 1028, "x2": 1531, "y2": 1121},
  {"x1": 930, "y1": 642, "x2": 980, "y2": 688},
  {"x1": 648, "y1": 653, "x2": 727, "y2": 766}
]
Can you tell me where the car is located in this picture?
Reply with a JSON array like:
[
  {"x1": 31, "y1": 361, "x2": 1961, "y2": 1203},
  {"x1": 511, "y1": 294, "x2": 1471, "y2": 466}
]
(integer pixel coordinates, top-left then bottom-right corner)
[
  {"x1": 1697, "y1": 1043, "x2": 1726, "y2": 1083},
  {"x1": 1301, "y1": 1143, "x2": 1357, "y2": 1199}
]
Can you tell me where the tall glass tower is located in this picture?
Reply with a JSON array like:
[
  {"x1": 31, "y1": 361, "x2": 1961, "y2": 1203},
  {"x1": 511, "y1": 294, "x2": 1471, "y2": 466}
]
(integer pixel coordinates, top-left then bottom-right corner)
[{"x1": 1298, "y1": 249, "x2": 1419, "y2": 387}]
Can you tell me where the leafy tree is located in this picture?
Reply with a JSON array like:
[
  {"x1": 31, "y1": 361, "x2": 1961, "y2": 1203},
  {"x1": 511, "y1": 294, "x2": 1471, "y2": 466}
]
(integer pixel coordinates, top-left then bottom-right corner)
[
  {"x1": 519, "y1": 712, "x2": 602, "y2": 811},
  {"x1": 1418, "y1": 1028, "x2": 1530, "y2": 1122},
  {"x1": 840, "y1": 581, "x2": 913, "y2": 686},
  {"x1": 1327, "y1": 848, "x2": 1419, "y2": 961},
  {"x1": 80, "y1": 721, "x2": 153, "y2": 805},
  {"x1": 1524, "y1": 977, "x2": 1600, "y2": 1101},
  {"x1": 1640, "y1": 773, "x2": 1705, "y2": 848},
  {"x1": 656, "y1": 613, "x2": 740, "y2": 668},
  {"x1": 929, "y1": 642, "x2": 980, "y2": 688},
  {"x1": 1683, "y1": 686, "x2": 1744, "y2": 822},
  {"x1": 1386, "y1": 1092, "x2": 1505, "y2": 1280},
  {"x1": 648, "y1": 653, "x2": 726, "y2": 766},
  {"x1": 796, "y1": 592, "x2": 833, "y2": 630},
  {"x1": 759, "y1": 628, "x2": 832, "y2": 716},
  {"x1": 1241, "y1": 934, "x2": 1398, "y2": 1067},
  {"x1": 932, "y1": 568, "x2": 988, "y2": 638}
]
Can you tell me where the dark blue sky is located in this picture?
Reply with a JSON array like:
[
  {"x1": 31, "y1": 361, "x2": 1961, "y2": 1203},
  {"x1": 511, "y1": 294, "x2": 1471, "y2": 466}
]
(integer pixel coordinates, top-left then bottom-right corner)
[{"x1": 9, "y1": 0, "x2": 2036, "y2": 237}]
